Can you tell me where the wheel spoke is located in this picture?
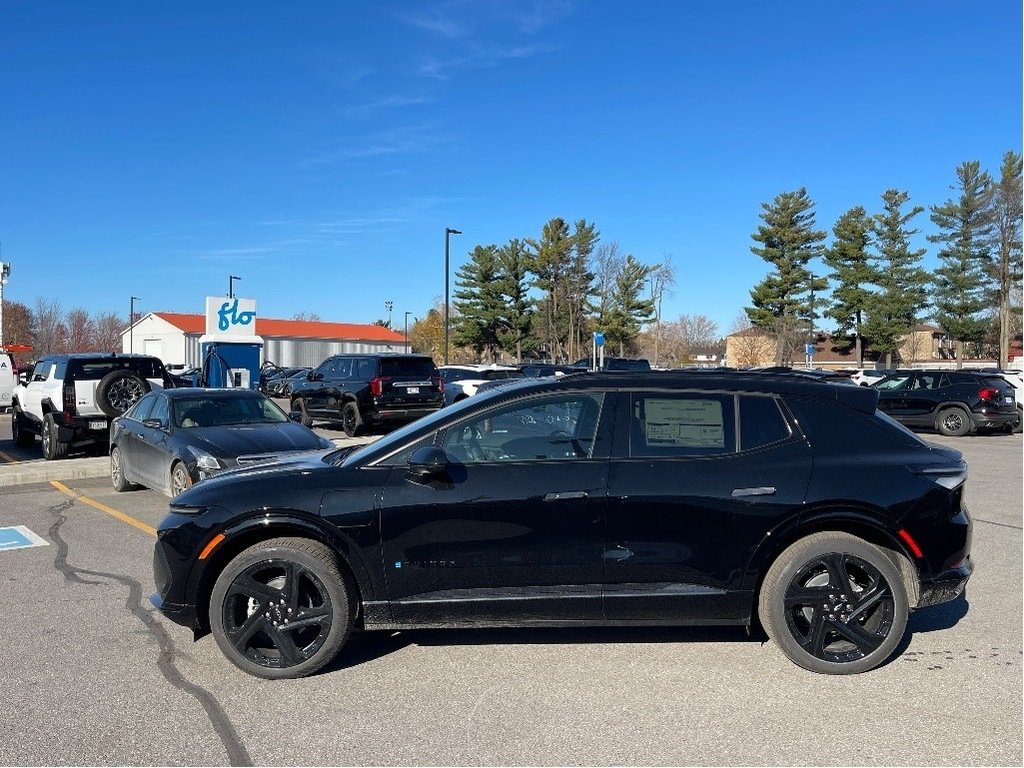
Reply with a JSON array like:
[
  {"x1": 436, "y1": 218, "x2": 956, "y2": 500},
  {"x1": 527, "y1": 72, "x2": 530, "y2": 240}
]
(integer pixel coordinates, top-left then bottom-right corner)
[
  {"x1": 227, "y1": 573, "x2": 284, "y2": 604},
  {"x1": 286, "y1": 605, "x2": 331, "y2": 632},
  {"x1": 784, "y1": 584, "x2": 828, "y2": 607},
  {"x1": 831, "y1": 615, "x2": 885, "y2": 655},
  {"x1": 267, "y1": 624, "x2": 304, "y2": 665},
  {"x1": 226, "y1": 610, "x2": 266, "y2": 647},
  {"x1": 823, "y1": 552, "x2": 850, "y2": 591},
  {"x1": 804, "y1": 609, "x2": 830, "y2": 657}
]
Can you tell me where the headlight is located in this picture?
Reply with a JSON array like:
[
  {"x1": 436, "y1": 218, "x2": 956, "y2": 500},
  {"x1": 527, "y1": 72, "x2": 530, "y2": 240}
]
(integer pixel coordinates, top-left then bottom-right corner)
[{"x1": 186, "y1": 446, "x2": 223, "y2": 474}]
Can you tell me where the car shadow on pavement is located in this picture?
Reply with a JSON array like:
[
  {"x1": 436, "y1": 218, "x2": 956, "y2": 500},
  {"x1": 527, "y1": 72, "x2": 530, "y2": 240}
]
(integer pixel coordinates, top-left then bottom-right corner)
[
  {"x1": 907, "y1": 590, "x2": 970, "y2": 634},
  {"x1": 326, "y1": 625, "x2": 758, "y2": 672}
]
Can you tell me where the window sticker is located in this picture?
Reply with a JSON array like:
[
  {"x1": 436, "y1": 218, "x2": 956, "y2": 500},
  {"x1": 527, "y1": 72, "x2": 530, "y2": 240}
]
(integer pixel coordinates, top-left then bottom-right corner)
[{"x1": 644, "y1": 398, "x2": 725, "y2": 447}]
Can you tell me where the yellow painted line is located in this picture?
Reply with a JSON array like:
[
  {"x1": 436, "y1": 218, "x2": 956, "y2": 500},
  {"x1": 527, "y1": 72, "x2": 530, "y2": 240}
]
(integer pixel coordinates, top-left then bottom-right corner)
[
  {"x1": 0, "y1": 449, "x2": 19, "y2": 464},
  {"x1": 50, "y1": 481, "x2": 158, "y2": 538}
]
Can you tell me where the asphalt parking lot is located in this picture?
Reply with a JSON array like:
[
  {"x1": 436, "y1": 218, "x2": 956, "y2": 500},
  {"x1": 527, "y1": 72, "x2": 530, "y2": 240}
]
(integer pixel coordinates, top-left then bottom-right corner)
[{"x1": 0, "y1": 420, "x2": 1020, "y2": 766}]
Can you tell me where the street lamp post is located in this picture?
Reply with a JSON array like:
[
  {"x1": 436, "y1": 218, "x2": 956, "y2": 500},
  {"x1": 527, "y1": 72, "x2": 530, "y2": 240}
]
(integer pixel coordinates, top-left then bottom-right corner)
[
  {"x1": 385, "y1": 300, "x2": 393, "y2": 329},
  {"x1": 229, "y1": 275, "x2": 241, "y2": 298},
  {"x1": 404, "y1": 311, "x2": 413, "y2": 349},
  {"x1": 444, "y1": 227, "x2": 461, "y2": 365},
  {"x1": 0, "y1": 260, "x2": 10, "y2": 349},
  {"x1": 130, "y1": 296, "x2": 141, "y2": 353}
]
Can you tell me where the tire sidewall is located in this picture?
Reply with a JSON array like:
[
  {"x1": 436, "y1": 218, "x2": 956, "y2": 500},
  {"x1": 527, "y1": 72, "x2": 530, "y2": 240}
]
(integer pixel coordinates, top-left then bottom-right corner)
[
  {"x1": 936, "y1": 406, "x2": 971, "y2": 437},
  {"x1": 760, "y1": 532, "x2": 909, "y2": 675},
  {"x1": 96, "y1": 370, "x2": 149, "y2": 417},
  {"x1": 342, "y1": 401, "x2": 362, "y2": 437},
  {"x1": 209, "y1": 539, "x2": 352, "y2": 679}
]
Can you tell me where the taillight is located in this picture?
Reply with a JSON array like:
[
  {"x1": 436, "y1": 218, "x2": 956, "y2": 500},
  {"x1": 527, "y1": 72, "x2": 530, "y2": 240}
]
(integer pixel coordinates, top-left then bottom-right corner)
[
  {"x1": 63, "y1": 385, "x2": 76, "y2": 424},
  {"x1": 978, "y1": 387, "x2": 1001, "y2": 402},
  {"x1": 433, "y1": 376, "x2": 443, "y2": 394},
  {"x1": 370, "y1": 376, "x2": 383, "y2": 397}
]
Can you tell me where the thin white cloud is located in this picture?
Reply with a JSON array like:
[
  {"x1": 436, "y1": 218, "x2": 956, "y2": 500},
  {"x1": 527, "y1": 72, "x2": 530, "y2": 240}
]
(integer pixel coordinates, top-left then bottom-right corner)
[{"x1": 343, "y1": 94, "x2": 431, "y2": 119}]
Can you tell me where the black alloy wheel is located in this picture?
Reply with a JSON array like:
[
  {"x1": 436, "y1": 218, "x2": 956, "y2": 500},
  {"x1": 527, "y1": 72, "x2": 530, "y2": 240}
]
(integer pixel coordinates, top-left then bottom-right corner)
[
  {"x1": 12, "y1": 410, "x2": 34, "y2": 447},
  {"x1": 341, "y1": 401, "x2": 363, "y2": 438},
  {"x1": 210, "y1": 538, "x2": 352, "y2": 679},
  {"x1": 759, "y1": 532, "x2": 908, "y2": 674},
  {"x1": 936, "y1": 406, "x2": 971, "y2": 437}
]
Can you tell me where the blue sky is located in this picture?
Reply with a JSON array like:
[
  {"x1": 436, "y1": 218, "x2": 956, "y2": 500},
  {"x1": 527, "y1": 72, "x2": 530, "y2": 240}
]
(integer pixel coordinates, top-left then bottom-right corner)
[{"x1": 1, "y1": 1, "x2": 1020, "y2": 337}]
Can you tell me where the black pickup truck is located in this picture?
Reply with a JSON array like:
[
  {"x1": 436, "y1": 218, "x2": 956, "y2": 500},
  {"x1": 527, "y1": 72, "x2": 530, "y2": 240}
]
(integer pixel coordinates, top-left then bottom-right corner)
[{"x1": 290, "y1": 353, "x2": 444, "y2": 436}]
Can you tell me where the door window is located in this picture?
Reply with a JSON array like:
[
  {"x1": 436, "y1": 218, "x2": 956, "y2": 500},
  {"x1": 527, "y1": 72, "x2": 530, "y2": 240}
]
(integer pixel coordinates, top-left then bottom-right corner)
[
  {"x1": 629, "y1": 393, "x2": 735, "y2": 457},
  {"x1": 739, "y1": 395, "x2": 791, "y2": 451},
  {"x1": 127, "y1": 393, "x2": 157, "y2": 422},
  {"x1": 149, "y1": 395, "x2": 169, "y2": 425},
  {"x1": 441, "y1": 393, "x2": 604, "y2": 463}
]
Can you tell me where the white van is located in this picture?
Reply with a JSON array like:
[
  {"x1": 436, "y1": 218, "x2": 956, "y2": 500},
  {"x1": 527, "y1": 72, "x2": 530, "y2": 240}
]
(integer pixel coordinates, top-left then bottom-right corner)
[{"x1": 0, "y1": 352, "x2": 16, "y2": 410}]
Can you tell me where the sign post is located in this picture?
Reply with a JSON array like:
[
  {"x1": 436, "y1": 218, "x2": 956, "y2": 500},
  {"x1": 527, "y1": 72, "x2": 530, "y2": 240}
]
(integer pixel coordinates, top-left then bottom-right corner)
[{"x1": 593, "y1": 331, "x2": 605, "y2": 371}]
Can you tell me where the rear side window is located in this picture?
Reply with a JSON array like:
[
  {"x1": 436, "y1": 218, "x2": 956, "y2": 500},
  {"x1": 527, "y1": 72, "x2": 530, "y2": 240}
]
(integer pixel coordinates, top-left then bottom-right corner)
[
  {"x1": 786, "y1": 396, "x2": 924, "y2": 449},
  {"x1": 381, "y1": 358, "x2": 436, "y2": 377},
  {"x1": 739, "y1": 396, "x2": 791, "y2": 451},
  {"x1": 630, "y1": 393, "x2": 735, "y2": 457},
  {"x1": 70, "y1": 358, "x2": 163, "y2": 379}
]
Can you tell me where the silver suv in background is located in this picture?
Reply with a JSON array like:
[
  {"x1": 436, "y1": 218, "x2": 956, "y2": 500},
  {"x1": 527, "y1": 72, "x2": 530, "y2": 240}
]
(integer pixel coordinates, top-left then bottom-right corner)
[{"x1": 12, "y1": 353, "x2": 172, "y2": 459}]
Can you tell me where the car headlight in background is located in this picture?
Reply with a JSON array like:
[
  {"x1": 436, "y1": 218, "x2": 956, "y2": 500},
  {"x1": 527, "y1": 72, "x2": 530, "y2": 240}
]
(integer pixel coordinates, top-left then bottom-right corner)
[{"x1": 186, "y1": 446, "x2": 223, "y2": 478}]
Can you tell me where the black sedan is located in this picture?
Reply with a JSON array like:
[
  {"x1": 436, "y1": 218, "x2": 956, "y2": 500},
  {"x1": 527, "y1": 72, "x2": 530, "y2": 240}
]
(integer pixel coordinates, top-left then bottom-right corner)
[
  {"x1": 151, "y1": 372, "x2": 972, "y2": 679},
  {"x1": 110, "y1": 388, "x2": 332, "y2": 497}
]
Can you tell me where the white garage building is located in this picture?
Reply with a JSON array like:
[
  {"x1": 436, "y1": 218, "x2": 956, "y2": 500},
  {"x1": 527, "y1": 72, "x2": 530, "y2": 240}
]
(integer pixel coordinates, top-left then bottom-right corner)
[{"x1": 122, "y1": 312, "x2": 411, "y2": 369}]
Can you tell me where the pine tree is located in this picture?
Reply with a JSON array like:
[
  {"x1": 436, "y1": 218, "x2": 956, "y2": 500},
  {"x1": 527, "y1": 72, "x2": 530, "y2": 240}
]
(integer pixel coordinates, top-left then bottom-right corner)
[
  {"x1": 823, "y1": 206, "x2": 873, "y2": 365},
  {"x1": 987, "y1": 150, "x2": 1023, "y2": 367},
  {"x1": 745, "y1": 188, "x2": 826, "y2": 365},
  {"x1": 527, "y1": 218, "x2": 574, "y2": 361},
  {"x1": 494, "y1": 239, "x2": 535, "y2": 361},
  {"x1": 863, "y1": 190, "x2": 931, "y2": 367},
  {"x1": 603, "y1": 254, "x2": 655, "y2": 355},
  {"x1": 452, "y1": 245, "x2": 505, "y2": 361},
  {"x1": 566, "y1": 219, "x2": 599, "y2": 362},
  {"x1": 928, "y1": 161, "x2": 994, "y2": 368}
]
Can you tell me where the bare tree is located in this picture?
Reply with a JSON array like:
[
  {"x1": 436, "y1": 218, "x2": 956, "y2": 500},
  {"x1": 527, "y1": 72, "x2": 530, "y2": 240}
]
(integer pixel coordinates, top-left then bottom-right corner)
[
  {"x1": 648, "y1": 254, "x2": 677, "y2": 366},
  {"x1": 33, "y1": 297, "x2": 64, "y2": 356},
  {"x1": 93, "y1": 312, "x2": 126, "y2": 351},
  {"x1": 66, "y1": 308, "x2": 95, "y2": 352}
]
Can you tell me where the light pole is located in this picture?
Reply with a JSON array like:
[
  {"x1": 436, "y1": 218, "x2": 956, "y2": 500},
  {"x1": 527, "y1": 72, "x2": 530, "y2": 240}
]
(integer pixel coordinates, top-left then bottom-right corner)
[
  {"x1": 0, "y1": 260, "x2": 10, "y2": 349},
  {"x1": 385, "y1": 300, "x2": 393, "y2": 329},
  {"x1": 404, "y1": 311, "x2": 413, "y2": 349},
  {"x1": 130, "y1": 296, "x2": 141, "y2": 353},
  {"x1": 444, "y1": 227, "x2": 461, "y2": 364},
  {"x1": 229, "y1": 275, "x2": 241, "y2": 298}
]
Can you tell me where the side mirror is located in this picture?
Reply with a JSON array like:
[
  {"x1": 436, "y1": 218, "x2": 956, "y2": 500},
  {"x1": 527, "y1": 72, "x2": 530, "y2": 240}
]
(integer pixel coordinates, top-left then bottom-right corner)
[
  {"x1": 18, "y1": 372, "x2": 28, "y2": 385},
  {"x1": 143, "y1": 418, "x2": 169, "y2": 431},
  {"x1": 288, "y1": 411, "x2": 302, "y2": 423},
  {"x1": 407, "y1": 445, "x2": 450, "y2": 478}
]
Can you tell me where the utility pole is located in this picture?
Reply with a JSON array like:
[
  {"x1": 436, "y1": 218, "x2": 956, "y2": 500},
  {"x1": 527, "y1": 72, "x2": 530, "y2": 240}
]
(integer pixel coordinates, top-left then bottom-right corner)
[
  {"x1": 130, "y1": 296, "x2": 140, "y2": 353},
  {"x1": 0, "y1": 259, "x2": 11, "y2": 349},
  {"x1": 444, "y1": 227, "x2": 461, "y2": 365}
]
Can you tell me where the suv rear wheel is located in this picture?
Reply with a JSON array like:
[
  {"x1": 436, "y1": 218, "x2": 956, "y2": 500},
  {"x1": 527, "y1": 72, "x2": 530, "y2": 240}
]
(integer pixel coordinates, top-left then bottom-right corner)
[
  {"x1": 41, "y1": 413, "x2": 69, "y2": 460},
  {"x1": 936, "y1": 406, "x2": 971, "y2": 437},
  {"x1": 95, "y1": 370, "x2": 149, "y2": 417},
  {"x1": 758, "y1": 532, "x2": 908, "y2": 674},
  {"x1": 341, "y1": 401, "x2": 363, "y2": 438}
]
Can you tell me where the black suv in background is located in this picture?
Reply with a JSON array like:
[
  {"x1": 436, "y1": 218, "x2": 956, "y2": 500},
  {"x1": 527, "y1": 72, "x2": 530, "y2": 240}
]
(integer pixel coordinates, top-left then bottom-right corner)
[
  {"x1": 290, "y1": 353, "x2": 443, "y2": 436},
  {"x1": 571, "y1": 357, "x2": 652, "y2": 372},
  {"x1": 873, "y1": 369, "x2": 1017, "y2": 435}
]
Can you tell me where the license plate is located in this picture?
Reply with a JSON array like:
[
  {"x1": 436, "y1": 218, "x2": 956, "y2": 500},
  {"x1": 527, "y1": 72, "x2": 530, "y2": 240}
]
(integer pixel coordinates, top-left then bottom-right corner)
[
  {"x1": 1006, "y1": 397, "x2": 1013, "y2": 404},
  {"x1": 406, "y1": 387, "x2": 420, "y2": 394},
  {"x1": 89, "y1": 420, "x2": 107, "y2": 430}
]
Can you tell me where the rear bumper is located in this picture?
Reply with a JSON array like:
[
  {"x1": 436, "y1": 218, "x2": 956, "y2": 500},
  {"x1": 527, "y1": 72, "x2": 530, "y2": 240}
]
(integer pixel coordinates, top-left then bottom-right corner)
[
  {"x1": 366, "y1": 405, "x2": 442, "y2": 424},
  {"x1": 918, "y1": 556, "x2": 973, "y2": 607},
  {"x1": 971, "y1": 410, "x2": 1017, "y2": 430}
]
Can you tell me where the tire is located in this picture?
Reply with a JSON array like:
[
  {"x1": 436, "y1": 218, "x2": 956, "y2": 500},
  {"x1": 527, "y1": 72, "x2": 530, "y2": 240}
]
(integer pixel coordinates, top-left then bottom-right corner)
[
  {"x1": 209, "y1": 537, "x2": 353, "y2": 679},
  {"x1": 12, "y1": 409, "x2": 34, "y2": 447},
  {"x1": 935, "y1": 406, "x2": 971, "y2": 437},
  {"x1": 110, "y1": 446, "x2": 132, "y2": 491},
  {"x1": 758, "y1": 531, "x2": 909, "y2": 674},
  {"x1": 341, "y1": 401, "x2": 363, "y2": 438},
  {"x1": 292, "y1": 397, "x2": 313, "y2": 428},
  {"x1": 1013, "y1": 407, "x2": 1022, "y2": 434},
  {"x1": 169, "y1": 461, "x2": 193, "y2": 497},
  {"x1": 41, "y1": 413, "x2": 69, "y2": 460},
  {"x1": 95, "y1": 370, "x2": 149, "y2": 418}
]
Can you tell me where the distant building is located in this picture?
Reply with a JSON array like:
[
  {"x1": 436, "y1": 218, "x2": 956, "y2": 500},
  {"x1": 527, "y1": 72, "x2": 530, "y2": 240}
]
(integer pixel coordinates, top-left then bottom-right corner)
[{"x1": 122, "y1": 312, "x2": 410, "y2": 368}]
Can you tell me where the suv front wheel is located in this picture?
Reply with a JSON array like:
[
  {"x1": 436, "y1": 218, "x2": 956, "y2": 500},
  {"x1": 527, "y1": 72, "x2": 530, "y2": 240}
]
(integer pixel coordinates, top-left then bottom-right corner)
[
  {"x1": 12, "y1": 409, "x2": 34, "y2": 448},
  {"x1": 41, "y1": 413, "x2": 70, "y2": 460}
]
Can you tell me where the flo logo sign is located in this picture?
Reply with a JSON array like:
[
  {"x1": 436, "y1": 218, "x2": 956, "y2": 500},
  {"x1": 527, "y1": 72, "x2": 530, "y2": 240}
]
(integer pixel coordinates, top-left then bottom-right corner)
[{"x1": 205, "y1": 296, "x2": 257, "y2": 338}]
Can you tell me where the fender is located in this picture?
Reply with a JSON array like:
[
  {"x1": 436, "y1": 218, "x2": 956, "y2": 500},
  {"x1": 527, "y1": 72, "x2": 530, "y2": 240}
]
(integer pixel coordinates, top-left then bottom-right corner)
[{"x1": 187, "y1": 507, "x2": 381, "y2": 631}]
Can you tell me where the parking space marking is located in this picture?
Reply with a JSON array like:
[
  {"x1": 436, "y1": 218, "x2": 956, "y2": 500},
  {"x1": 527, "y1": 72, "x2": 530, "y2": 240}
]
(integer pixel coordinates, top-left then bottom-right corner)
[
  {"x1": 49, "y1": 481, "x2": 157, "y2": 538},
  {"x1": 0, "y1": 449, "x2": 19, "y2": 464},
  {"x1": 0, "y1": 525, "x2": 49, "y2": 551}
]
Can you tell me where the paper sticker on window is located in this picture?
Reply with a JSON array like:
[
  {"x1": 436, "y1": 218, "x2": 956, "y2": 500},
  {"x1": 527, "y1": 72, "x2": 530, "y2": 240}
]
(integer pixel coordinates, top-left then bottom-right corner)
[{"x1": 644, "y1": 398, "x2": 724, "y2": 447}]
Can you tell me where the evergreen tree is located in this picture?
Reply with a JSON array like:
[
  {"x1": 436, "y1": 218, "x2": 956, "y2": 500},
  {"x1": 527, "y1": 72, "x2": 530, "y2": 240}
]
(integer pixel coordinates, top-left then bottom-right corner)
[
  {"x1": 863, "y1": 189, "x2": 931, "y2": 367},
  {"x1": 745, "y1": 188, "x2": 826, "y2": 364},
  {"x1": 987, "y1": 150, "x2": 1023, "y2": 367},
  {"x1": 494, "y1": 238, "x2": 535, "y2": 361},
  {"x1": 527, "y1": 218, "x2": 574, "y2": 361},
  {"x1": 928, "y1": 161, "x2": 994, "y2": 367},
  {"x1": 452, "y1": 245, "x2": 505, "y2": 361},
  {"x1": 823, "y1": 206, "x2": 873, "y2": 364},
  {"x1": 603, "y1": 254, "x2": 655, "y2": 355},
  {"x1": 566, "y1": 219, "x2": 599, "y2": 362}
]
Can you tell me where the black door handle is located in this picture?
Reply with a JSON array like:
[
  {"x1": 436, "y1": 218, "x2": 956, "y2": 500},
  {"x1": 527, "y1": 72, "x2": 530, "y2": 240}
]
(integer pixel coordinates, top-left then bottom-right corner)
[{"x1": 731, "y1": 486, "x2": 776, "y2": 498}]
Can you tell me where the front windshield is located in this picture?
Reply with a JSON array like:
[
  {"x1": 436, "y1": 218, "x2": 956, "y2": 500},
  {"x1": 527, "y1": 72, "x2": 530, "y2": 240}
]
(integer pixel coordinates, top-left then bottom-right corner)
[
  {"x1": 337, "y1": 380, "x2": 541, "y2": 466},
  {"x1": 174, "y1": 395, "x2": 289, "y2": 427}
]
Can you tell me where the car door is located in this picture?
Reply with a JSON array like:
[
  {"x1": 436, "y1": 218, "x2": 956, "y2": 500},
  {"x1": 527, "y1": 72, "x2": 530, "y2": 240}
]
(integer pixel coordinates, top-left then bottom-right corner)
[
  {"x1": 377, "y1": 390, "x2": 613, "y2": 624},
  {"x1": 116, "y1": 393, "x2": 157, "y2": 485},
  {"x1": 603, "y1": 390, "x2": 812, "y2": 622},
  {"x1": 873, "y1": 372, "x2": 914, "y2": 421},
  {"x1": 129, "y1": 393, "x2": 174, "y2": 490},
  {"x1": 305, "y1": 358, "x2": 340, "y2": 414},
  {"x1": 900, "y1": 372, "x2": 942, "y2": 426}
]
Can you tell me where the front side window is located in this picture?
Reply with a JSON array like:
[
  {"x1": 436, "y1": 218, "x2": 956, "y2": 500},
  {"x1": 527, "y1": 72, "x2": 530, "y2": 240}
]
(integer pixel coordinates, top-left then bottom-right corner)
[
  {"x1": 127, "y1": 393, "x2": 157, "y2": 422},
  {"x1": 31, "y1": 360, "x2": 55, "y2": 382},
  {"x1": 441, "y1": 393, "x2": 604, "y2": 463},
  {"x1": 875, "y1": 374, "x2": 913, "y2": 390},
  {"x1": 149, "y1": 395, "x2": 170, "y2": 424},
  {"x1": 630, "y1": 393, "x2": 735, "y2": 457}
]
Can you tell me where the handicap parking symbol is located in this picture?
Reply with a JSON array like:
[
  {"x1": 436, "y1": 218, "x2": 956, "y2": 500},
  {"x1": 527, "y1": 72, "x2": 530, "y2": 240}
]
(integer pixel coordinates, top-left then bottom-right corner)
[{"x1": 0, "y1": 526, "x2": 49, "y2": 551}]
